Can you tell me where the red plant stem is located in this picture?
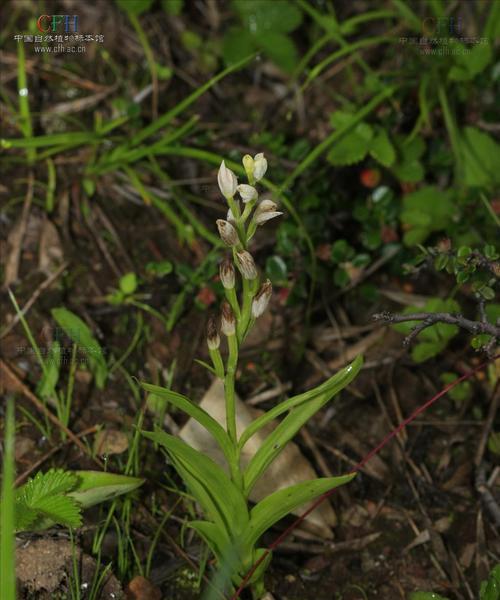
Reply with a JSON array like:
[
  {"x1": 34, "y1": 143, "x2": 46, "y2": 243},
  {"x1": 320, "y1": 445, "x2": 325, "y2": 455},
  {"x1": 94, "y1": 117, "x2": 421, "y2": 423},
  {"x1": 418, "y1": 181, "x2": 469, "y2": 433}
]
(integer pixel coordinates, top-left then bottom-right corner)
[{"x1": 230, "y1": 356, "x2": 498, "y2": 599}]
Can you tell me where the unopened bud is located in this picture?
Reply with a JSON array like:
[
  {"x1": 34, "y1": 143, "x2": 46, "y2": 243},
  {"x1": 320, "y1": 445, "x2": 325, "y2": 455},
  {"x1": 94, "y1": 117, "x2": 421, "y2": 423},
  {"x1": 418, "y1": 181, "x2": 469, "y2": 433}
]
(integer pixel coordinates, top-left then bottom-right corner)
[
  {"x1": 254, "y1": 199, "x2": 278, "y2": 217},
  {"x1": 221, "y1": 301, "x2": 236, "y2": 336},
  {"x1": 218, "y1": 160, "x2": 238, "y2": 199},
  {"x1": 216, "y1": 219, "x2": 239, "y2": 246},
  {"x1": 237, "y1": 184, "x2": 258, "y2": 203},
  {"x1": 255, "y1": 211, "x2": 283, "y2": 225},
  {"x1": 251, "y1": 279, "x2": 272, "y2": 318},
  {"x1": 220, "y1": 259, "x2": 235, "y2": 289},
  {"x1": 253, "y1": 153, "x2": 268, "y2": 181},
  {"x1": 236, "y1": 251, "x2": 257, "y2": 280},
  {"x1": 243, "y1": 154, "x2": 254, "y2": 180},
  {"x1": 207, "y1": 317, "x2": 220, "y2": 350}
]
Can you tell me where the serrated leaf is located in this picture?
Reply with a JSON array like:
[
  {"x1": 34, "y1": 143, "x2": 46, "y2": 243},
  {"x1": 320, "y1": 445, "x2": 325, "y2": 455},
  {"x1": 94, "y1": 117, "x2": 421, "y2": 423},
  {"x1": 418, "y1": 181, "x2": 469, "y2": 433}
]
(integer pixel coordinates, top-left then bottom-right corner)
[
  {"x1": 140, "y1": 383, "x2": 234, "y2": 465},
  {"x1": 400, "y1": 186, "x2": 455, "y2": 245},
  {"x1": 243, "y1": 474, "x2": 356, "y2": 548},
  {"x1": 243, "y1": 356, "x2": 363, "y2": 494},
  {"x1": 369, "y1": 130, "x2": 396, "y2": 167},
  {"x1": 51, "y1": 308, "x2": 108, "y2": 389},
  {"x1": 15, "y1": 469, "x2": 81, "y2": 531},
  {"x1": 327, "y1": 128, "x2": 370, "y2": 166},
  {"x1": 392, "y1": 159, "x2": 424, "y2": 182}
]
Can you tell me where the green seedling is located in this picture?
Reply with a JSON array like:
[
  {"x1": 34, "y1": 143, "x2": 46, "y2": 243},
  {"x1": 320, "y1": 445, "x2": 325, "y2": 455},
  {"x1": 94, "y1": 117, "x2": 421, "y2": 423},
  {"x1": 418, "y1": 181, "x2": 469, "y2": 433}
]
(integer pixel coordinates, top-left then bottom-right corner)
[
  {"x1": 141, "y1": 153, "x2": 362, "y2": 598},
  {"x1": 14, "y1": 468, "x2": 144, "y2": 532}
]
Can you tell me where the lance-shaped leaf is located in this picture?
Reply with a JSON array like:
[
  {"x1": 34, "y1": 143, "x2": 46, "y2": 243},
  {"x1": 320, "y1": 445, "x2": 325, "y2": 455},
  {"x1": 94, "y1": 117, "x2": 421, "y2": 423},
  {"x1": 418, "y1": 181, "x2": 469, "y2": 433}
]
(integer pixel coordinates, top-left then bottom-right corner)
[
  {"x1": 142, "y1": 430, "x2": 248, "y2": 537},
  {"x1": 238, "y1": 356, "x2": 363, "y2": 452},
  {"x1": 242, "y1": 473, "x2": 356, "y2": 548},
  {"x1": 68, "y1": 471, "x2": 144, "y2": 508},
  {"x1": 243, "y1": 356, "x2": 363, "y2": 495},
  {"x1": 140, "y1": 383, "x2": 235, "y2": 466},
  {"x1": 189, "y1": 520, "x2": 231, "y2": 563},
  {"x1": 51, "y1": 308, "x2": 108, "y2": 388}
]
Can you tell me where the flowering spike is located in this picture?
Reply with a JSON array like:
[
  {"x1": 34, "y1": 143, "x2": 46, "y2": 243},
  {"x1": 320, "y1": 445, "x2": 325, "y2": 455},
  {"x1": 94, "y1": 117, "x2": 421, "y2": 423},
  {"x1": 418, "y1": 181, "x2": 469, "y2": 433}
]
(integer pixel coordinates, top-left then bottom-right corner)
[
  {"x1": 206, "y1": 317, "x2": 220, "y2": 350},
  {"x1": 221, "y1": 301, "x2": 236, "y2": 336},
  {"x1": 217, "y1": 160, "x2": 238, "y2": 199},
  {"x1": 253, "y1": 153, "x2": 268, "y2": 181},
  {"x1": 251, "y1": 279, "x2": 272, "y2": 319},
  {"x1": 220, "y1": 258, "x2": 235, "y2": 290},
  {"x1": 237, "y1": 184, "x2": 258, "y2": 203},
  {"x1": 216, "y1": 219, "x2": 239, "y2": 246},
  {"x1": 236, "y1": 251, "x2": 258, "y2": 280}
]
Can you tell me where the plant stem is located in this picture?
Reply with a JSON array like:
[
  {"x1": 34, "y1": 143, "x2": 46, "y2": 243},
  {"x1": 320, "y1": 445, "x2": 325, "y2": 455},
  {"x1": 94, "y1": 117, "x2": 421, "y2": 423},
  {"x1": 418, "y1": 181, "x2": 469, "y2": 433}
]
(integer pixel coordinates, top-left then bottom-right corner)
[{"x1": 225, "y1": 334, "x2": 239, "y2": 446}]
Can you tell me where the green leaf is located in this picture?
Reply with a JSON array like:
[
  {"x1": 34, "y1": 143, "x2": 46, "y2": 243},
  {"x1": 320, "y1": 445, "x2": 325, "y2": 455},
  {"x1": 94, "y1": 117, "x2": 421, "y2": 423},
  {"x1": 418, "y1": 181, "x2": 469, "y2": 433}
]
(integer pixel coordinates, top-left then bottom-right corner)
[
  {"x1": 460, "y1": 127, "x2": 500, "y2": 187},
  {"x1": 480, "y1": 564, "x2": 500, "y2": 600},
  {"x1": 189, "y1": 520, "x2": 232, "y2": 563},
  {"x1": 243, "y1": 474, "x2": 356, "y2": 548},
  {"x1": 222, "y1": 27, "x2": 256, "y2": 67},
  {"x1": 487, "y1": 432, "x2": 500, "y2": 456},
  {"x1": 116, "y1": 0, "x2": 154, "y2": 15},
  {"x1": 142, "y1": 431, "x2": 248, "y2": 536},
  {"x1": 239, "y1": 357, "x2": 363, "y2": 453},
  {"x1": 412, "y1": 341, "x2": 445, "y2": 362},
  {"x1": 449, "y1": 43, "x2": 492, "y2": 81},
  {"x1": 265, "y1": 255, "x2": 288, "y2": 285},
  {"x1": 15, "y1": 469, "x2": 82, "y2": 531},
  {"x1": 37, "y1": 340, "x2": 60, "y2": 401},
  {"x1": 68, "y1": 471, "x2": 144, "y2": 508},
  {"x1": 51, "y1": 308, "x2": 108, "y2": 389},
  {"x1": 119, "y1": 272, "x2": 138, "y2": 295},
  {"x1": 162, "y1": 0, "x2": 183, "y2": 15},
  {"x1": 233, "y1": 0, "x2": 302, "y2": 34},
  {"x1": 140, "y1": 383, "x2": 234, "y2": 465},
  {"x1": 369, "y1": 130, "x2": 396, "y2": 167},
  {"x1": 327, "y1": 126, "x2": 372, "y2": 166},
  {"x1": 243, "y1": 356, "x2": 363, "y2": 494},
  {"x1": 400, "y1": 187, "x2": 455, "y2": 246},
  {"x1": 256, "y1": 32, "x2": 298, "y2": 73}
]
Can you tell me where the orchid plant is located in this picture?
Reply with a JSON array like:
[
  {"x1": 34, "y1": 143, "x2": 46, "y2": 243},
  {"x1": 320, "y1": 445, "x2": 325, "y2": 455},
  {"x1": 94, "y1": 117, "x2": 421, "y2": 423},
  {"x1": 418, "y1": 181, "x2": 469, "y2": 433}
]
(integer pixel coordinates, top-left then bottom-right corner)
[{"x1": 141, "y1": 154, "x2": 362, "y2": 598}]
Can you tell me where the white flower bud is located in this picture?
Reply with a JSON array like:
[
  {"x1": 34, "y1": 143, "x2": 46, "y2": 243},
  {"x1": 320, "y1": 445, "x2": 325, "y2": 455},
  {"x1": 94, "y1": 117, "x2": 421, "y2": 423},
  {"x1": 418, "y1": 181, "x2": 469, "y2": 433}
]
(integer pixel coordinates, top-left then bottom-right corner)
[
  {"x1": 254, "y1": 199, "x2": 278, "y2": 218},
  {"x1": 251, "y1": 279, "x2": 272, "y2": 318},
  {"x1": 255, "y1": 211, "x2": 283, "y2": 225},
  {"x1": 236, "y1": 251, "x2": 258, "y2": 280},
  {"x1": 221, "y1": 301, "x2": 236, "y2": 336},
  {"x1": 243, "y1": 154, "x2": 254, "y2": 180},
  {"x1": 216, "y1": 219, "x2": 239, "y2": 246},
  {"x1": 207, "y1": 317, "x2": 220, "y2": 350},
  {"x1": 237, "y1": 184, "x2": 258, "y2": 203},
  {"x1": 253, "y1": 153, "x2": 268, "y2": 181},
  {"x1": 220, "y1": 259, "x2": 235, "y2": 290},
  {"x1": 217, "y1": 160, "x2": 237, "y2": 199}
]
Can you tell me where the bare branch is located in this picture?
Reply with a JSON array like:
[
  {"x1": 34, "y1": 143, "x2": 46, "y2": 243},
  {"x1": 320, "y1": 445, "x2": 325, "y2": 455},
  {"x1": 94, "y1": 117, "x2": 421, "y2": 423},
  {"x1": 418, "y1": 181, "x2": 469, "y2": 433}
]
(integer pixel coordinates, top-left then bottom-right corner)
[{"x1": 372, "y1": 311, "x2": 500, "y2": 350}]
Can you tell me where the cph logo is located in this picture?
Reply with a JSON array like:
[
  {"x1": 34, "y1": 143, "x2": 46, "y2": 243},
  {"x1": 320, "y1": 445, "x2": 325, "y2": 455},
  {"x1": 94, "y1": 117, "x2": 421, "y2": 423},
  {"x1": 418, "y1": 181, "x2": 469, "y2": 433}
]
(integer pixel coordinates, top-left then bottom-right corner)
[{"x1": 36, "y1": 15, "x2": 79, "y2": 33}]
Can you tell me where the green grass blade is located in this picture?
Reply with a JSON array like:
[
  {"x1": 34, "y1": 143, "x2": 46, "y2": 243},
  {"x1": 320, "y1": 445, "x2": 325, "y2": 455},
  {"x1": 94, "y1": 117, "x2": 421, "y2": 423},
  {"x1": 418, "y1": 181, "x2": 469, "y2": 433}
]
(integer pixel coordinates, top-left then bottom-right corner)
[
  {"x1": 0, "y1": 397, "x2": 16, "y2": 599},
  {"x1": 129, "y1": 53, "x2": 255, "y2": 146}
]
